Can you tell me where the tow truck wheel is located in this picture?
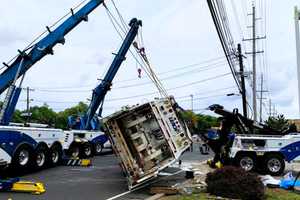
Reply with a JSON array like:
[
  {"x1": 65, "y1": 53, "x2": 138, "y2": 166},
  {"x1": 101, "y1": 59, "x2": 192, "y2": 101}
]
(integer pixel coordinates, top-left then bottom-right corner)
[
  {"x1": 12, "y1": 145, "x2": 33, "y2": 170},
  {"x1": 93, "y1": 142, "x2": 103, "y2": 154},
  {"x1": 264, "y1": 154, "x2": 285, "y2": 176},
  {"x1": 235, "y1": 153, "x2": 256, "y2": 172},
  {"x1": 49, "y1": 145, "x2": 62, "y2": 166},
  {"x1": 69, "y1": 144, "x2": 80, "y2": 158},
  {"x1": 81, "y1": 143, "x2": 93, "y2": 158},
  {"x1": 34, "y1": 146, "x2": 48, "y2": 169}
]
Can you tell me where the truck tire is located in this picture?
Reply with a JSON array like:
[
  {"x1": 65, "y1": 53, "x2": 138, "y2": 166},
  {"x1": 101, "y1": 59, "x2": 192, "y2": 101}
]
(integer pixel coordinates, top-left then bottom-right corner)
[
  {"x1": 235, "y1": 153, "x2": 256, "y2": 172},
  {"x1": 81, "y1": 143, "x2": 93, "y2": 158},
  {"x1": 68, "y1": 144, "x2": 80, "y2": 158},
  {"x1": 11, "y1": 144, "x2": 33, "y2": 171},
  {"x1": 93, "y1": 142, "x2": 103, "y2": 155},
  {"x1": 263, "y1": 154, "x2": 285, "y2": 176},
  {"x1": 34, "y1": 145, "x2": 48, "y2": 170},
  {"x1": 49, "y1": 145, "x2": 63, "y2": 166}
]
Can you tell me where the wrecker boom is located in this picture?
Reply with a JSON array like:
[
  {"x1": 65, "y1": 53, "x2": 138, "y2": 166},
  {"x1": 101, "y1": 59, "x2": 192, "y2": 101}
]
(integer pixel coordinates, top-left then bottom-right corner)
[{"x1": 0, "y1": 0, "x2": 105, "y2": 124}]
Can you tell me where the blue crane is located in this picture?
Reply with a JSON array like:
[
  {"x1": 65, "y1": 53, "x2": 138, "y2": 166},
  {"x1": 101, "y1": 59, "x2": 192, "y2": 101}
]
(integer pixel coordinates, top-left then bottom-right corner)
[
  {"x1": 68, "y1": 18, "x2": 142, "y2": 130},
  {"x1": 0, "y1": 0, "x2": 105, "y2": 125}
]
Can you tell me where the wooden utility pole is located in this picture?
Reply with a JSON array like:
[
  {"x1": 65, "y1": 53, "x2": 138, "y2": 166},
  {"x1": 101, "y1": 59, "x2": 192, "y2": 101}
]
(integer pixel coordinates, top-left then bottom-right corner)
[{"x1": 237, "y1": 43, "x2": 247, "y2": 118}]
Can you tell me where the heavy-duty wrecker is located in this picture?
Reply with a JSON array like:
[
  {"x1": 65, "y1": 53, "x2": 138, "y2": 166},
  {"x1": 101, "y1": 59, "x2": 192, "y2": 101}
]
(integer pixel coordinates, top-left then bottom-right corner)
[
  {"x1": 202, "y1": 104, "x2": 300, "y2": 176},
  {"x1": 0, "y1": 0, "x2": 109, "y2": 173},
  {"x1": 0, "y1": 0, "x2": 141, "y2": 169},
  {"x1": 0, "y1": 0, "x2": 143, "y2": 193}
]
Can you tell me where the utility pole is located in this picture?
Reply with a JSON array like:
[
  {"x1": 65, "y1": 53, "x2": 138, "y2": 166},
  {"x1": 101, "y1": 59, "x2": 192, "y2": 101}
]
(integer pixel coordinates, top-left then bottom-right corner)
[
  {"x1": 295, "y1": 6, "x2": 300, "y2": 118},
  {"x1": 269, "y1": 99, "x2": 272, "y2": 117},
  {"x1": 190, "y1": 94, "x2": 194, "y2": 112},
  {"x1": 237, "y1": 43, "x2": 247, "y2": 118},
  {"x1": 252, "y1": 5, "x2": 257, "y2": 122},
  {"x1": 21, "y1": 87, "x2": 34, "y2": 124},
  {"x1": 257, "y1": 74, "x2": 267, "y2": 122},
  {"x1": 244, "y1": 4, "x2": 265, "y2": 121}
]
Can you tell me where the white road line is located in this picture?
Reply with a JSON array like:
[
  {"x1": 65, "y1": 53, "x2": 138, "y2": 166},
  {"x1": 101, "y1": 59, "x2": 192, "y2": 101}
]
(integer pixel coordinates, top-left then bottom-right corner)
[{"x1": 105, "y1": 190, "x2": 132, "y2": 200}]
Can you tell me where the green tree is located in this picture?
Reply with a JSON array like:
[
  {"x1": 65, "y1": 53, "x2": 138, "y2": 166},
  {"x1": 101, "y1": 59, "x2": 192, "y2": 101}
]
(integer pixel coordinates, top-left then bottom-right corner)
[
  {"x1": 28, "y1": 103, "x2": 57, "y2": 126},
  {"x1": 12, "y1": 109, "x2": 25, "y2": 123},
  {"x1": 55, "y1": 102, "x2": 88, "y2": 129},
  {"x1": 180, "y1": 110, "x2": 219, "y2": 134},
  {"x1": 265, "y1": 114, "x2": 289, "y2": 132}
]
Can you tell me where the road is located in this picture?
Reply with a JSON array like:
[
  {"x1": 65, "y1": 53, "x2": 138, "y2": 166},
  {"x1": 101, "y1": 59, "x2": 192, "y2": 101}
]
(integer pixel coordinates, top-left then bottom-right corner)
[{"x1": 0, "y1": 144, "x2": 211, "y2": 200}]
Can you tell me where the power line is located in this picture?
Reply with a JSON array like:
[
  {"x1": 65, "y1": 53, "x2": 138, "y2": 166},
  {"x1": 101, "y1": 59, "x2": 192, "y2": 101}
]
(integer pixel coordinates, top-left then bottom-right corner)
[
  {"x1": 31, "y1": 59, "x2": 227, "y2": 90},
  {"x1": 207, "y1": 0, "x2": 242, "y2": 94},
  {"x1": 23, "y1": 81, "x2": 234, "y2": 106},
  {"x1": 31, "y1": 65, "x2": 230, "y2": 93}
]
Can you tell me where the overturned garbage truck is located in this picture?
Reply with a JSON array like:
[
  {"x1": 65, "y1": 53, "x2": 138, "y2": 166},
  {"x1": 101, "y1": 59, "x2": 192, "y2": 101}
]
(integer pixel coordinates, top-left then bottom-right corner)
[{"x1": 103, "y1": 97, "x2": 192, "y2": 189}]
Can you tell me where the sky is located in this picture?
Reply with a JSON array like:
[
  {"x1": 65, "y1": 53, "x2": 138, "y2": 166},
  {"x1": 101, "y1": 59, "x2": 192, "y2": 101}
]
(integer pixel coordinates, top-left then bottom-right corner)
[{"x1": 0, "y1": 0, "x2": 299, "y2": 120}]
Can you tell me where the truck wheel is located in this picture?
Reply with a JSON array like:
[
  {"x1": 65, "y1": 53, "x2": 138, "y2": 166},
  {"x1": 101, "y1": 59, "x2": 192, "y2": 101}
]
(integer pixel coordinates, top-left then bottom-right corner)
[
  {"x1": 93, "y1": 142, "x2": 103, "y2": 155},
  {"x1": 49, "y1": 145, "x2": 63, "y2": 166},
  {"x1": 235, "y1": 153, "x2": 256, "y2": 172},
  {"x1": 12, "y1": 145, "x2": 33, "y2": 170},
  {"x1": 69, "y1": 144, "x2": 80, "y2": 158},
  {"x1": 34, "y1": 146, "x2": 48, "y2": 169},
  {"x1": 264, "y1": 154, "x2": 285, "y2": 176},
  {"x1": 81, "y1": 143, "x2": 93, "y2": 158}
]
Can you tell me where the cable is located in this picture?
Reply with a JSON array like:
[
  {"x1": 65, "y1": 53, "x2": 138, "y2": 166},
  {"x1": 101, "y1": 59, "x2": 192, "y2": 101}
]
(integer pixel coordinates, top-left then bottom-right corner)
[
  {"x1": 32, "y1": 72, "x2": 231, "y2": 94},
  {"x1": 30, "y1": 58, "x2": 227, "y2": 90},
  {"x1": 207, "y1": 0, "x2": 242, "y2": 94}
]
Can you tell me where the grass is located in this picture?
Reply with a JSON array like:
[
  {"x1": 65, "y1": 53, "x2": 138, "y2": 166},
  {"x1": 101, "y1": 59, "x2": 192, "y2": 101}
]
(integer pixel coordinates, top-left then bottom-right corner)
[
  {"x1": 160, "y1": 189, "x2": 300, "y2": 200},
  {"x1": 265, "y1": 188, "x2": 300, "y2": 200}
]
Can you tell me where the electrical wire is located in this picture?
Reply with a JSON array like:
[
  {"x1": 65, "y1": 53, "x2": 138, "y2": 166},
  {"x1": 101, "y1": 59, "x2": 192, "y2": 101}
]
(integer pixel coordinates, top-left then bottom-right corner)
[{"x1": 32, "y1": 72, "x2": 231, "y2": 93}]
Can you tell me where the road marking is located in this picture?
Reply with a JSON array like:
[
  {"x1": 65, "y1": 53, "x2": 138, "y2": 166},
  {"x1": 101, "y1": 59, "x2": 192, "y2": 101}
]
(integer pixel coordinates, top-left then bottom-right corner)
[{"x1": 105, "y1": 190, "x2": 132, "y2": 200}]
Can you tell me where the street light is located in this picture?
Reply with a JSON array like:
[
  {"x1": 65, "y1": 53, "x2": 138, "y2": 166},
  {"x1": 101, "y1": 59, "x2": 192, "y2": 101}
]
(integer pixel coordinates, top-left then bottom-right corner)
[{"x1": 226, "y1": 93, "x2": 240, "y2": 97}]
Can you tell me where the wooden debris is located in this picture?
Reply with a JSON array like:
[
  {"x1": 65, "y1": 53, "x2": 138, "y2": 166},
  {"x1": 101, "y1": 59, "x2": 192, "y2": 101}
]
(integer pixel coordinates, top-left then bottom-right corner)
[{"x1": 150, "y1": 186, "x2": 179, "y2": 195}]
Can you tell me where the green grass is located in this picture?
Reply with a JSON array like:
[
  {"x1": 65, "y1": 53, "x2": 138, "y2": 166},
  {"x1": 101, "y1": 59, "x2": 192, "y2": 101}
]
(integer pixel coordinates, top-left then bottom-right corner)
[
  {"x1": 160, "y1": 189, "x2": 300, "y2": 200},
  {"x1": 265, "y1": 188, "x2": 300, "y2": 200}
]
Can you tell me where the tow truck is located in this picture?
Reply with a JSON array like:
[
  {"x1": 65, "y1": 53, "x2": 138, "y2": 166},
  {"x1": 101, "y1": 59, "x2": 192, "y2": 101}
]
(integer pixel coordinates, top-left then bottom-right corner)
[
  {"x1": 202, "y1": 104, "x2": 300, "y2": 176},
  {"x1": 0, "y1": 0, "x2": 108, "y2": 171}
]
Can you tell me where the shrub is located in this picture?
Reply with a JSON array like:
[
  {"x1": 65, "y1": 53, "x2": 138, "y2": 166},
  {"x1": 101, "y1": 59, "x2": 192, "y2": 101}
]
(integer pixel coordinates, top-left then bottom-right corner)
[{"x1": 205, "y1": 166, "x2": 265, "y2": 200}]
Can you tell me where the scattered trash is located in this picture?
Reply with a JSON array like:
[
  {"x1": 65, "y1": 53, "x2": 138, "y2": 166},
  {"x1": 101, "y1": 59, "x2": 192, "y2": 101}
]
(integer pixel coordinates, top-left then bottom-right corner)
[
  {"x1": 280, "y1": 171, "x2": 300, "y2": 189},
  {"x1": 259, "y1": 175, "x2": 280, "y2": 187}
]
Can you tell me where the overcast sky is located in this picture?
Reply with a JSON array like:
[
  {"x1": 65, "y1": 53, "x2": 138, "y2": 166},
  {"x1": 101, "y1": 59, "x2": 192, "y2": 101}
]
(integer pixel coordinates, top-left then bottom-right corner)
[{"x1": 0, "y1": 0, "x2": 299, "y2": 120}]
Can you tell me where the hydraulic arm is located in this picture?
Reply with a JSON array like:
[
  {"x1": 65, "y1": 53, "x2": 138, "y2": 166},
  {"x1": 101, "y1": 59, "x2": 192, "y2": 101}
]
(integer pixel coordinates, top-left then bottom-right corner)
[
  {"x1": 0, "y1": 0, "x2": 105, "y2": 124},
  {"x1": 69, "y1": 18, "x2": 142, "y2": 130}
]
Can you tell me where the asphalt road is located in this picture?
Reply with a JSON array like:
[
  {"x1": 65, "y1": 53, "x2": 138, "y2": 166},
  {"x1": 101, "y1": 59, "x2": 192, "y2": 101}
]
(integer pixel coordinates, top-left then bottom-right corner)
[{"x1": 0, "y1": 144, "x2": 212, "y2": 200}]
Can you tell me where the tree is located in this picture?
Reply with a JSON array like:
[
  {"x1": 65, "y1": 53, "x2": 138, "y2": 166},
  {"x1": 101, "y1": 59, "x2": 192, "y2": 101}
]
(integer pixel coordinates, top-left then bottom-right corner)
[
  {"x1": 180, "y1": 110, "x2": 219, "y2": 134},
  {"x1": 265, "y1": 114, "x2": 289, "y2": 132},
  {"x1": 10, "y1": 101, "x2": 89, "y2": 130},
  {"x1": 29, "y1": 103, "x2": 57, "y2": 126},
  {"x1": 55, "y1": 102, "x2": 88, "y2": 129}
]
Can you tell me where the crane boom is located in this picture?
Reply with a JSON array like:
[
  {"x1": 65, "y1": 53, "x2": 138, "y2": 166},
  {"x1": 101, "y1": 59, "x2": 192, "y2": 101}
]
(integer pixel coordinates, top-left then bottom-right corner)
[
  {"x1": 0, "y1": 0, "x2": 104, "y2": 94},
  {"x1": 84, "y1": 18, "x2": 142, "y2": 130}
]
